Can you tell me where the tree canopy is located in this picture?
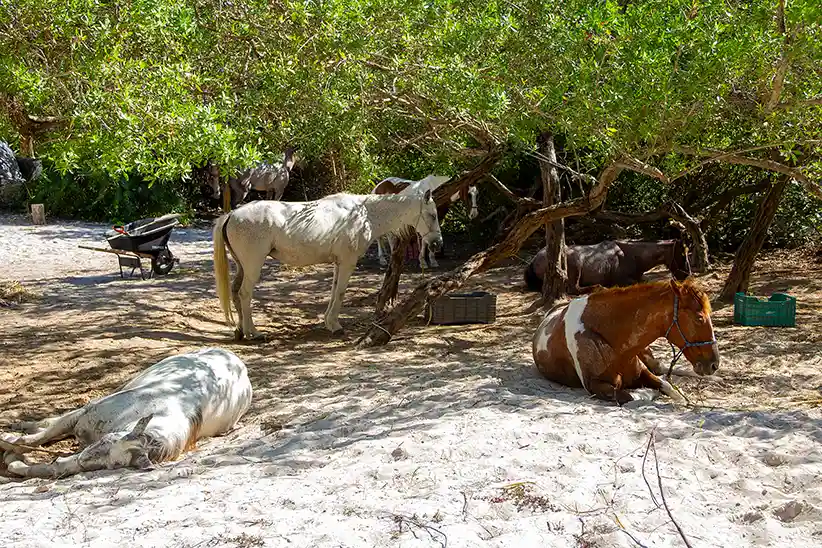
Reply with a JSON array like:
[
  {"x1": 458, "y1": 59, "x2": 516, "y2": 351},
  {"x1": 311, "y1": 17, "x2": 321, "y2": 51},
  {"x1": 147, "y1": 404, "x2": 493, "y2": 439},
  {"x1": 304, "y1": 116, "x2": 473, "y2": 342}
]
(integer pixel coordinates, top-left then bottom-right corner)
[{"x1": 1, "y1": 0, "x2": 821, "y2": 200}]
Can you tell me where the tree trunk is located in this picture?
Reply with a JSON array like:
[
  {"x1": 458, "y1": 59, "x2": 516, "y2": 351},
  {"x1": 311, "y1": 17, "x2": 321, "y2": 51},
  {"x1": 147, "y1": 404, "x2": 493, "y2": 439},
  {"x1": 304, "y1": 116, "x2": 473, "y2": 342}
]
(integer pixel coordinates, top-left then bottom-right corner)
[
  {"x1": 661, "y1": 202, "x2": 710, "y2": 273},
  {"x1": 718, "y1": 176, "x2": 790, "y2": 301},
  {"x1": 537, "y1": 132, "x2": 567, "y2": 303},
  {"x1": 375, "y1": 233, "x2": 412, "y2": 316},
  {"x1": 221, "y1": 178, "x2": 232, "y2": 212},
  {"x1": 357, "y1": 157, "x2": 634, "y2": 348}
]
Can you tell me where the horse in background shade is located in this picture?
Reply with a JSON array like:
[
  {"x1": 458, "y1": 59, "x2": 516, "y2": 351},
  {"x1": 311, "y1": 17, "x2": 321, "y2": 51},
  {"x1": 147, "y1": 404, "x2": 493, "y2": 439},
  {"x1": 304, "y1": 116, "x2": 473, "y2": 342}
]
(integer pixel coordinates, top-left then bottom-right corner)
[
  {"x1": 524, "y1": 239, "x2": 691, "y2": 294},
  {"x1": 372, "y1": 175, "x2": 479, "y2": 268},
  {"x1": 228, "y1": 145, "x2": 299, "y2": 208}
]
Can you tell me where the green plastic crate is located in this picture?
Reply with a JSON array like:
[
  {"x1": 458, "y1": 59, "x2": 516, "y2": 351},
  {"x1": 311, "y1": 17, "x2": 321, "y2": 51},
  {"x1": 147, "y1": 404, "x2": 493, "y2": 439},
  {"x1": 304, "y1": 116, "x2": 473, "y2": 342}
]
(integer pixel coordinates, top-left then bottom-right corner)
[{"x1": 733, "y1": 292, "x2": 796, "y2": 327}]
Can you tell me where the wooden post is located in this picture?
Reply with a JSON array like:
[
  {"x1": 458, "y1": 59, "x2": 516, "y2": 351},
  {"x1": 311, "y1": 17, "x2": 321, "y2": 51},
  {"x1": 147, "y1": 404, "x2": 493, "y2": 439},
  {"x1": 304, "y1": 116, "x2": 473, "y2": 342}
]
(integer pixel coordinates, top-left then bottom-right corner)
[
  {"x1": 20, "y1": 133, "x2": 34, "y2": 157},
  {"x1": 222, "y1": 179, "x2": 232, "y2": 212},
  {"x1": 30, "y1": 203, "x2": 46, "y2": 225}
]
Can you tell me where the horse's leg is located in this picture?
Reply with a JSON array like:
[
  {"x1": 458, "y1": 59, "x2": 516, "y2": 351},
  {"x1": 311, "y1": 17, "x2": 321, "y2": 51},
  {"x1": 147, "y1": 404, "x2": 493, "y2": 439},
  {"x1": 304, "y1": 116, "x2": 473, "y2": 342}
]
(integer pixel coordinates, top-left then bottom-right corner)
[
  {"x1": 377, "y1": 236, "x2": 390, "y2": 266},
  {"x1": 265, "y1": 188, "x2": 274, "y2": 200},
  {"x1": 637, "y1": 346, "x2": 663, "y2": 375},
  {"x1": 325, "y1": 261, "x2": 356, "y2": 333},
  {"x1": 588, "y1": 377, "x2": 634, "y2": 406},
  {"x1": 418, "y1": 234, "x2": 430, "y2": 269},
  {"x1": 230, "y1": 262, "x2": 246, "y2": 340},
  {"x1": 424, "y1": 233, "x2": 439, "y2": 268},
  {"x1": 324, "y1": 263, "x2": 340, "y2": 323},
  {"x1": 237, "y1": 255, "x2": 266, "y2": 340},
  {"x1": 635, "y1": 364, "x2": 684, "y2": 402}
]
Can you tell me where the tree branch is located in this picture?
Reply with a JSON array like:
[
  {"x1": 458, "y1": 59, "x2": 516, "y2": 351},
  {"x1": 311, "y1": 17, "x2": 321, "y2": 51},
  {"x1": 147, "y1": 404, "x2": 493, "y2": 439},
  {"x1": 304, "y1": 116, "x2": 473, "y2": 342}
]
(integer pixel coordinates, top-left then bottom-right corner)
[
  {"x1": 672, "y1": 145, "x2": 821, "y2": 199},
  {"x1": 485, "y1": 174, "x2": 540, "y2": 207},
  {"x1": 356, "y1": 155, "x2": 642, "y2": 347},
  {"x1": 774, "y1": 97, "x2": 822, "y2": 111},
  {"x1": 764, "y1": 0, "x2": 792, "y2": 114}
]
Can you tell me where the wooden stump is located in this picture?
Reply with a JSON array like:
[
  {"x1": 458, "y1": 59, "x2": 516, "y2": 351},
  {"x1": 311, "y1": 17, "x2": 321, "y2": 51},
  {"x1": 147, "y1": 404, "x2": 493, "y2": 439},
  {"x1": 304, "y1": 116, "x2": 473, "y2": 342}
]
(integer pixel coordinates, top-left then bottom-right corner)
[{"x1": 30, "y1": 203, "x2": 46, "y2": 225}]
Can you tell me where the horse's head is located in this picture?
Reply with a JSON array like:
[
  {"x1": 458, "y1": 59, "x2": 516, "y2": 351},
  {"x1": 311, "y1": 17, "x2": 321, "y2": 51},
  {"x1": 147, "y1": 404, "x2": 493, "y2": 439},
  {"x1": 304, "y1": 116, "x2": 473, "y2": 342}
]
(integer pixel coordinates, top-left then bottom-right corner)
[
  {"x1": 669, "y1": 239, "x2": 692, "y2": 281},
  {"x1": 282, "y1": 144, "x2": 300, "y2": 172},
  {"x1": 415, "y1": 188, "x2": 444, "y2": 252},
  {"x1": 666, "y1": 279, "x2": 720, "y2": 376}
]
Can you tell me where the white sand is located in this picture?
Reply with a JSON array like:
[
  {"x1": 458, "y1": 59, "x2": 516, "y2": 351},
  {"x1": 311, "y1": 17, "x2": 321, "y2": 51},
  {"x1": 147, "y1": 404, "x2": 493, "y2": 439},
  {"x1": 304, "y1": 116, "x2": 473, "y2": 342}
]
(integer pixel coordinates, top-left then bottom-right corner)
[
  {"x1": 0, "y1": 213, "x2": 214, "y2": 283},
  {"x1": 2, "y1": 213, "x2": 821, "y2": 547}
]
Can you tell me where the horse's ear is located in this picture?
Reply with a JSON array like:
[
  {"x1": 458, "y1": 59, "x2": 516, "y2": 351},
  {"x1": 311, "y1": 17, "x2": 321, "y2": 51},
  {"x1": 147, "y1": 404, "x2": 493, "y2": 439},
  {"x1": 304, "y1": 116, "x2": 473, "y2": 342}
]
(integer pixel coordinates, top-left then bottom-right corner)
[{"x1": 424, "y1": 189, "x2": 433, "y2": 202}]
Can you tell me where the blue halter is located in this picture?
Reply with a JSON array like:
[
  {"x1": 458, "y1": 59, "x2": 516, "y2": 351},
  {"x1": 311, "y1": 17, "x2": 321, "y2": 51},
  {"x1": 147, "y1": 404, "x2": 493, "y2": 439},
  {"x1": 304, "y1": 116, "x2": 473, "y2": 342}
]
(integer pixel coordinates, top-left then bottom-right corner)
[{"x1": 663, "y1": 292, "x2": 717, "y2": 379}]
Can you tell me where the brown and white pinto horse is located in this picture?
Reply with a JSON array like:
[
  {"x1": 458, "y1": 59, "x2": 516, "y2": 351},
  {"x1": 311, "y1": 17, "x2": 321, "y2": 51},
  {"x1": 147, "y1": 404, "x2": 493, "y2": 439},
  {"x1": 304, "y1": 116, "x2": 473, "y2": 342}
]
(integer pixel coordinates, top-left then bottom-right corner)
[
  {"x1": 532, "y1": 279, "x2": 719, "y2": 405},
  {"x1": 372, "y1": 175, "x2": 479, "y2": 268}
]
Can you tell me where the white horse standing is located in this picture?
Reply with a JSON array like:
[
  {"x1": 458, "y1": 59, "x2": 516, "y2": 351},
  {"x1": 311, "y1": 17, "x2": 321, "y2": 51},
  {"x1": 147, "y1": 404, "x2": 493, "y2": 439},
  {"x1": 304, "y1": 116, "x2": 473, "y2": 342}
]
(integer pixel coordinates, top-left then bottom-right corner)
[
  {"x1": 371, "y1": 175, "x2": 480, "y2": 268},
  {"x1": 1, "y1": 348, "x2": 252, "y2": 479},
  {"x1": 213, "y1": 190, "x2": 443, "y2": 338}
]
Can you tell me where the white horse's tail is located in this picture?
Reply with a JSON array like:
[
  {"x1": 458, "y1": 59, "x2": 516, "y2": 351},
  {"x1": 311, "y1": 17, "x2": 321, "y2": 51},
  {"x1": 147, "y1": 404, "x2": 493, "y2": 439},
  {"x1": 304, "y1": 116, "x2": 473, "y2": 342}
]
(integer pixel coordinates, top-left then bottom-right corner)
[{"x1": 213, "y1": 214, "x2": 235, "y2": 326}]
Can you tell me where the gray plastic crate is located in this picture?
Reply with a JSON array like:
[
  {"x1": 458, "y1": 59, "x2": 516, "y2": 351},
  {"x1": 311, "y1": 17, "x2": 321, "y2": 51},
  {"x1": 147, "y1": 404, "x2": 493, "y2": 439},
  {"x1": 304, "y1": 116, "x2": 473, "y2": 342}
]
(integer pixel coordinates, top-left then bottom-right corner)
[{"x1": 425, "y1": 291, "x2": 497, "y2": 325}]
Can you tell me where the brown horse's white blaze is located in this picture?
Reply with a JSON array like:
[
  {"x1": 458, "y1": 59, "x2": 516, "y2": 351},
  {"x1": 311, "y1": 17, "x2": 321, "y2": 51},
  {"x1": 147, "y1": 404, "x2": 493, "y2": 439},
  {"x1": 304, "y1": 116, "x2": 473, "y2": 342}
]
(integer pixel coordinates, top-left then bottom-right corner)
[
  {"x1": 371, "y1": 175, "x2": 479, "y2": 268},
  {"x1": 532, "y1": 279, "x2": 719, "y2": 404}
]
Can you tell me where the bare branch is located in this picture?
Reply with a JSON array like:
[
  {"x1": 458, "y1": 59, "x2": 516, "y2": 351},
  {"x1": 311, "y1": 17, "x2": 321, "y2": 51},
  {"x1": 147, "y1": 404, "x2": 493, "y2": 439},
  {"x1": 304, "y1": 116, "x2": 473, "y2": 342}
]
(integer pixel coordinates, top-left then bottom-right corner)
[
  {"x1": 615, "y1": 156, "x2": 670, "y2": 184},
  {"x1": 774, "y1": 97, "x2": 822, "y2": 111},
  {"x1": 765, "y1": 4, "x2": 801, "y2": 115},
  {"x1": 672, "y1": 145, "x2": 821, "y2": 199},
  {"x1": 651, "y1": 432, "x2": 695, "y2": 548},
  {"x1": 525, "y1": 149, "x2": 598, "y2": 185},
  {"x1": 484, "y1": 174, "x2": 540, "y2": 206}
]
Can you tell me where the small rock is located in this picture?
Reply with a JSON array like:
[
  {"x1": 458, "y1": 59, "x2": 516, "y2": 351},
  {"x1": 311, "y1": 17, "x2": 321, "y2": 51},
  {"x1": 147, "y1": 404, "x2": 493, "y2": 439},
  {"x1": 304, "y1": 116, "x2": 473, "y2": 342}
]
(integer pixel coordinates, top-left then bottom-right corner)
[
  {"x1": 773, "y1": 500, "x2": 805, "y2": 522},
  {"x1": 740, "y1": 511, "x2": 764, "y2": 524},
  {"x1": 763, "y1": 453, "x2": 789, "y2": 467},
  {"x1": 618, "y1": 461, "x2": 636, "y2": 473},
  {"x1": 391, "y1": 446, "x2": 408, "y2": 461}
]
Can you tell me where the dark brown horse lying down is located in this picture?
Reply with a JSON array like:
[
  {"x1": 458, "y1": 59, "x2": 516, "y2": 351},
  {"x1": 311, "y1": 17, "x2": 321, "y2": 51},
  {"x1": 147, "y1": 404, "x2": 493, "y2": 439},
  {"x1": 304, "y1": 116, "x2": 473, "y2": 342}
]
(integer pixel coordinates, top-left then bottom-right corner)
[
  {"x1": 524, "y1": 239, "x2": 691, "y2": 294},
  {"x1": 532, "y1": 279, "x2": 719, "y2": 405}
]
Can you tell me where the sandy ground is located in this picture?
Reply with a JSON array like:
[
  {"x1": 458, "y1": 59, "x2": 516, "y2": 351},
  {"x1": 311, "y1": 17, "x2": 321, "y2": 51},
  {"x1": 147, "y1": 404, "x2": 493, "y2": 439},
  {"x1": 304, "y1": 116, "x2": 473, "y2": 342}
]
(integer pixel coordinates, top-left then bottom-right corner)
[{"x1": 1, "y1": 212, "x2": 821, "y2": 548}]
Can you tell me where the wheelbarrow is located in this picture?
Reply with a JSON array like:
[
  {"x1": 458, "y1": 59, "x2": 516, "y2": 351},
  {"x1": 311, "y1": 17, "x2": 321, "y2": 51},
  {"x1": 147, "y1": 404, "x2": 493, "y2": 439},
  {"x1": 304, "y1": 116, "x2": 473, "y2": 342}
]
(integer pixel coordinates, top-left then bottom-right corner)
[{"x1": 79, "y1": 213, "x2": 182, "y2": 279}]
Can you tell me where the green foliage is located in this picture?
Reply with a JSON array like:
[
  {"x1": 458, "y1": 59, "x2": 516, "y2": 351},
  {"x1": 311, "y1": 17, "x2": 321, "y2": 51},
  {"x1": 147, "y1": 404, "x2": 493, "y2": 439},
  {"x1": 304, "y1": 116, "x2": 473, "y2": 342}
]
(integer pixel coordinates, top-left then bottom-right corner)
[
  {"x1": 0, "y1": 0, "x2": 820, "y2": 235},
  {"x1": 28, "y1": 167, "x2": 195, "y2": 224}
]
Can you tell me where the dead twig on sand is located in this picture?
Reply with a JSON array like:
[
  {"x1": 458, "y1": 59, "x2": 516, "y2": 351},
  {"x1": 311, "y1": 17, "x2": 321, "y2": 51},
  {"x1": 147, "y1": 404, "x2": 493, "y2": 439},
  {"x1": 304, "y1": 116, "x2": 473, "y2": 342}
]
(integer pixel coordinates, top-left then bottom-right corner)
[
  {"x1": 388, "y1": 513, "x2": 448, "y2": 547},
  {"x1": 640, "y1": 429, "x2": 661, "y2": 508},
  {"x1": 643, "y1": 429, "x2": 694, "y2": 548}
]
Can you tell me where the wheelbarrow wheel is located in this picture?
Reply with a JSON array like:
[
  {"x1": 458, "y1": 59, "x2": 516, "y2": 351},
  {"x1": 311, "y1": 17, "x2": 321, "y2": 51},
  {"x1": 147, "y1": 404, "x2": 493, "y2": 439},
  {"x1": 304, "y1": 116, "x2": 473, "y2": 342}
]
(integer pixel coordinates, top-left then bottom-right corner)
[{"x1": 152, "y1": 249, "x2": 175, "y2": 276}]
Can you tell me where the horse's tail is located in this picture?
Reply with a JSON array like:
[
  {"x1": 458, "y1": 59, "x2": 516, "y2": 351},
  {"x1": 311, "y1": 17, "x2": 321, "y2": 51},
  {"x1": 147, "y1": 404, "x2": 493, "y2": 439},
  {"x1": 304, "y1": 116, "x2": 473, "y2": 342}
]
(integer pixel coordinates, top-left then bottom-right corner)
[
  {"x1": 523, "y1": 259, "x2": 543, "y2": 292},
  {"x1": 213, "y1": 213, "x2": 235, "y2": 326}
]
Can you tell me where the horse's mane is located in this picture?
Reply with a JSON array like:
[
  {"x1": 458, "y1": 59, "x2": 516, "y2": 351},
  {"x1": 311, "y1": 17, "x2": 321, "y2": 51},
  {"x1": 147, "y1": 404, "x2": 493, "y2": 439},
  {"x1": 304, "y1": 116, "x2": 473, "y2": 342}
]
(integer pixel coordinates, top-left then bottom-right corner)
[{"x1": 589, "y1": 278, "x2": 711, "y2": 313}]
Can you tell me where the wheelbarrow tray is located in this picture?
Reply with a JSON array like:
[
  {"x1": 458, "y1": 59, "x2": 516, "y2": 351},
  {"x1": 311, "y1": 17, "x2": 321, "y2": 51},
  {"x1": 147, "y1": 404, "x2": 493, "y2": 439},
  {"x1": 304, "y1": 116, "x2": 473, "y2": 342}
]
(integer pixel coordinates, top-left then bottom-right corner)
[{"x1": 106, "y1": 213, "x2": 181, "y2": 254}]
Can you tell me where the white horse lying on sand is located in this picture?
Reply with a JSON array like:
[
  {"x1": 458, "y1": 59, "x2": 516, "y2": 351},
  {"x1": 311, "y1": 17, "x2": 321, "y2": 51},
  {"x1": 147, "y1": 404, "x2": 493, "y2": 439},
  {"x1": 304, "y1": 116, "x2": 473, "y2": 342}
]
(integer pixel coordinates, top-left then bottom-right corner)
[
  {"x1": 213, "y1": 190, "x2": 443, "y2": 338},
  {"x1": 371, "y1": 175, "x2": 479, "y2": 268},
  {"x1": 1, "y1": 348, "x2": 252, "y2": 479}
]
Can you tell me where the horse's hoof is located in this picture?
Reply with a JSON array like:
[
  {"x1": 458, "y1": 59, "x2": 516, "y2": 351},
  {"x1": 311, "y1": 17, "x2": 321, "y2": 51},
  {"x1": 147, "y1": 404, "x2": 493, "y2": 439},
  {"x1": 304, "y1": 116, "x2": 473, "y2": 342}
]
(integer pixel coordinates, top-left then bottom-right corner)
[
  {"x1": 246, "y1": 332, "x2": 268, "y2": 343},
  {"x1": 233, "y1": 328, "x2": 244, "y2": 342}
]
